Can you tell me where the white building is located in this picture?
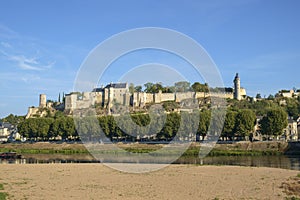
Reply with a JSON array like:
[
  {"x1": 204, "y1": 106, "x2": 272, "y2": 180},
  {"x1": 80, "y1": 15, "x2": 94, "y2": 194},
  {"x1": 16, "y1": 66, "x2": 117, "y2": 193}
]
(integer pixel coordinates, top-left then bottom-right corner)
[
  {"x1": 283, "y1": 118, "x2": 298, "y2": 141},
  {"x1": 279, "y1": 89, "x2": 299, "y2": 98},
  {"x1": 65, "y1": 83, "x2": 130, "y2": 112},
  {"x1": 0, "y1": 127, "x2": 9, "y2": 142}
]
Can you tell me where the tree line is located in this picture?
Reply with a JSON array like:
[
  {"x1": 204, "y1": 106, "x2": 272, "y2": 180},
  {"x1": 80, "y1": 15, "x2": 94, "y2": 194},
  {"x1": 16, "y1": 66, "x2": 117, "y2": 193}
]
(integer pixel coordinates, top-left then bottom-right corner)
[
  {"x1": 14, "y1": 107, "x2": 288, "y2": 142},
  {"x1": 129, "y1": 81, "x2": 209, "y2": 94},
  {"x1": 3, "y1": 93, "x2": 297, "y2": 142}
]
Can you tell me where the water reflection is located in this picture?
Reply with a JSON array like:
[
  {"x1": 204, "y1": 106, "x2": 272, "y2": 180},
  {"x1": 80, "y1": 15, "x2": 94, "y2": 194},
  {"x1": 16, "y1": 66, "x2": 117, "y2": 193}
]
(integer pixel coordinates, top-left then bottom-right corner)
[
  {"x1": 1, "y1": 154, "x2": 300, "y2": 170},
  {"x1": 175, "y1": 155, "x2": 300, "y2": 170}
]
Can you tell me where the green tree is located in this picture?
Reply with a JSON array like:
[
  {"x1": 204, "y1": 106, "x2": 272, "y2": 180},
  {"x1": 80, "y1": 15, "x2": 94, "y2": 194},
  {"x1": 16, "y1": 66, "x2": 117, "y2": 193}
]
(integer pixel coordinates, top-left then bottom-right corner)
[
  {"x1": 191, "y1": 82, "x2": 209, "y2": 93},
  {"x1": 174, "y1": 81, "x2": 190, "y2": 92},
  {"x1": 18, "y1": 119, "x2": 31, "y2": 139},
  {"x1": 54, "y1": 111, "x2": 65, "y2": 119},
  {"x1": 154, "y1": 83, "x2": 164, "y2": 93},
  {"x1": 2, "y1": 114, "x2": 25, "y2": 126},
  {"x1": 162, "y1": 86, "x2": 175, "y2": 93},
  {"x1": 75, "y1": 116, "x2": 100, "y2": 141},
  {"x1": 134, "y1": 85, "x2": 142, "y2": 92},
  {"x1": 49, "y1": 117, "x2": 76, "y2": 140},
  {"x1": 222, "y1": 111, "x2": 237, "y2": 140},
  {"x1": 177, "y1": 112, "x2": 199, "y2": 141},
  {"x1": 285, "y1": 98, "x2": 299, "y2": 119},
  {"x1": 18, "y1": 118, "x2": 53, "y2": 140},
  {"x1": 98, "y1": 116, "x2": 122, "y2": 140},
  {"x1": 260, "y1": 109, "x2": 288, "y2": 139},
  {"x1": 256, "y1": 93, "x2": 262, "y2": 99},
  {"x1": 197, "y1": 110, "x2": 211, "y2": 140},
  {"x1": 144, "y1": 82, "x2": 154, "y2": 93},
  {"x1": 62, "y1": 92, "x2": 65, "y2": 104},
  {"x1": 143, "y1": 82, "x2": 164, "y2": 93},
  {"x1": 37, "y1": 118, "x2": 54, "y2": 139},
  {"x1": 49, "y1": 118, "x2": 60, "y2": 138},
  {"x1": 131, "y1": 114, "x2": 150, "y2": 126},
  {"x1": 129, "y1": 83, "x2": 135, "y2": 94},
  {"x1": 267, "y1": 94, "x2": 275, "y2": 100},
  {"x1": 158, "y1": 113, "x2": 180, "y2": 140},
  {"x1": 234, "y1": 109, "x2": 256, "y2": 139}
]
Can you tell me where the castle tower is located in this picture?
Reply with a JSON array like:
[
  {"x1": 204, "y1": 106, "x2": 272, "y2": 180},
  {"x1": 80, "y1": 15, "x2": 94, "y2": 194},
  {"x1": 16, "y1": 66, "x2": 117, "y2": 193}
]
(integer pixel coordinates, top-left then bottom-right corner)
[
  {"x1": 39, "y1": 94, "x2": 47, "y2": 108},
  {"x1": 234, "y1": 73, "x2": 241, "y2": 100}
]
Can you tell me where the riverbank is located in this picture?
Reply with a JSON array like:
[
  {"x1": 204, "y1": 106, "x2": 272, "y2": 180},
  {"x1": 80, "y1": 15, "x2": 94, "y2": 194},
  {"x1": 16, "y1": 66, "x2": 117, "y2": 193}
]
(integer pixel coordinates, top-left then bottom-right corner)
[
  {"x1": 1, "y1": 141, "x2": 299, "y2": 156},
  {"x1": 0, "y1": 164, "x2": 299, "y2": 200},
  {"x1": 0, "y1": 142, "x2": 88, "y2": 154}
]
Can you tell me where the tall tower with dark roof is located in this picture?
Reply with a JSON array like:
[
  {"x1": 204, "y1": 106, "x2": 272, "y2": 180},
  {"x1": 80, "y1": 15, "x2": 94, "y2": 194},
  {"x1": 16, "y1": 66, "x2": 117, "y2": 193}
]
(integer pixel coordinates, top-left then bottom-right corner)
[{"x1": 234, "y1": 73, "x2": 241, "y2": 100}]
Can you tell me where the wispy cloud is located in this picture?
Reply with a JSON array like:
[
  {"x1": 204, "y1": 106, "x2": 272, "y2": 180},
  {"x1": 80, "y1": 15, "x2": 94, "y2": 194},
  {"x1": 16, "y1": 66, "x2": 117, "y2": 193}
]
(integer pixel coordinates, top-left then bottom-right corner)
[
  {"x1": 0, "y1": 41, "x2": 12, "y2": 48},
  {"x1": 0, "y1": 49, "x2": 55, "y2": 71},
  {"x1": 0, "y1": 23, "x2": 56, "y2": 71}
]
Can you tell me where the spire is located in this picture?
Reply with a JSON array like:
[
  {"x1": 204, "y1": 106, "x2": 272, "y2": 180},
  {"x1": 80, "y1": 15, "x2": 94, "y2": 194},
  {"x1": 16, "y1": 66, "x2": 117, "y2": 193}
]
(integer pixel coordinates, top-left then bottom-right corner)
[
  {"x1": 58, "y1": 93, "x2": 61, "y2": 103},
  {"x1": 235, "y1": 73, "x2": 239, "y2": 79}
]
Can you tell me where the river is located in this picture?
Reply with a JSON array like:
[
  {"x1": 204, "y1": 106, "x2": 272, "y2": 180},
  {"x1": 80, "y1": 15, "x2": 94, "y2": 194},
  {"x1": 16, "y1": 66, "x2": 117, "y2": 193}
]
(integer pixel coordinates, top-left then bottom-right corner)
[{"x1": 1, "y1": 154, "x2": 300, "y2": 171}]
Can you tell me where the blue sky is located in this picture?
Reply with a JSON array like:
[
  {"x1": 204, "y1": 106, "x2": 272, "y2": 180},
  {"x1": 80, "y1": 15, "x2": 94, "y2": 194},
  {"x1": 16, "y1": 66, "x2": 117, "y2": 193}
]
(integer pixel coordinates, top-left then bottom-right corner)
[{"x1": 0, "y1": 0, "x2": 300, "y2": 118}]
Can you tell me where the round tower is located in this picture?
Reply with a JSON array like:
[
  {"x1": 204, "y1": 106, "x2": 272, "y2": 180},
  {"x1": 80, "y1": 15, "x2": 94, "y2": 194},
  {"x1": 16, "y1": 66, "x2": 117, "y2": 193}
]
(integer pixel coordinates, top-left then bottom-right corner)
[
  {"x1": 39, "y1": 94, "x2": 47, "y2": 108},
  {"x1": 234, "y1": 73, "x2": 241, "y2": 100}
]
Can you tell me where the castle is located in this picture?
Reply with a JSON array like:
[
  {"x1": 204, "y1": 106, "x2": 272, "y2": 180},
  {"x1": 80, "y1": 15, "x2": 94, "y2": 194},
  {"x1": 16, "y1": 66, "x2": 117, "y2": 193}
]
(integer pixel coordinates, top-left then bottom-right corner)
[
  {"x1": 26, "y1": 73, "x2": 246, "y2": 117},
  {"x1": 63, "y1": 73, "x2": 246, "y2": 113},
  {"x1": 25, "y1": 94, "x2": 56, "y2": 118}
]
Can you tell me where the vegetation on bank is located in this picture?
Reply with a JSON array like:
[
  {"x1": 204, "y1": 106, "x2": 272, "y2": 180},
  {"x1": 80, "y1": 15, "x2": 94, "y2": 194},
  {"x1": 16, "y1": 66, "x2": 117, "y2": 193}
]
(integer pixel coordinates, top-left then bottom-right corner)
[
  {"x1": 123, "y1": 144, "x2": 287, "y2": 156},
  {"x1": 0, "y1": 143, "x2": 88, "y2": 154},
  {"x1": 0, "y1": 148, "x2": 88, "y2": 154},
  {"x1": 0, "y1": 146, "x2": 285, "y2": 157},
  {"x1": 208, "y1": 149, "x2": 283, "y2": 156},
  {"x1": 1, "y1": 141, "x2": 295, "y2": 156}
]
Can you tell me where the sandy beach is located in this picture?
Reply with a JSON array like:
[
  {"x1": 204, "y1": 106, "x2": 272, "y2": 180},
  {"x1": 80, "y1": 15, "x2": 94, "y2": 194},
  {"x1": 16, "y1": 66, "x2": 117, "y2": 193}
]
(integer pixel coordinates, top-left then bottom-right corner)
[{"x1": 0, "y1": 164, "x2": 299, "y2": 200}]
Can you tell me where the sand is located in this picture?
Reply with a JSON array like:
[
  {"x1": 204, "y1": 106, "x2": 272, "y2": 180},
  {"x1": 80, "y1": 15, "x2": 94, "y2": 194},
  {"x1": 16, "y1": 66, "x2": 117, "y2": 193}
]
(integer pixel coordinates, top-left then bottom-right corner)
[{"x1": 0, "y1": 164, "x2": 299, "y2": 200}]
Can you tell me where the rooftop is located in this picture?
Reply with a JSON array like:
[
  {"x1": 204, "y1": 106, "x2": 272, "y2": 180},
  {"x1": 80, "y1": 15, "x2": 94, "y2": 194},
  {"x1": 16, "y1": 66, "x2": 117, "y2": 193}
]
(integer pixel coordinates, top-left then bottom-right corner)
[{"x1": 105, "y1": 83, "x2": 128, "y2": 89}]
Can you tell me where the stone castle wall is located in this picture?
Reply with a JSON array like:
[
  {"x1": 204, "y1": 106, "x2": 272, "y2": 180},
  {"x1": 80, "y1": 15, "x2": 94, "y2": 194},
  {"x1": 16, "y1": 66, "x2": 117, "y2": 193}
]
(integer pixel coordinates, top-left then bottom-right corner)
[
  {"x1": 154, "y1": 92, "x2": 175, "y2": 103},
  {"x1": 65, "y1": 89, "x2": 241, "y2": 111},
  {"x1": 64, "y1": 74, "x2": 246, "y2": 112},
  {"x1": 176, "y1": 92, "x2": 195, "y2": 102}
]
